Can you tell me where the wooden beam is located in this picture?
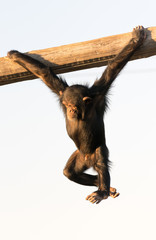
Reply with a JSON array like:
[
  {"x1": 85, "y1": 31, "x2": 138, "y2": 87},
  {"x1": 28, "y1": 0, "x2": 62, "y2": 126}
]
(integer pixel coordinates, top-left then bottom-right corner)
[{"x1": 0, "y1": 26, "x2": 156, "y2": 86}]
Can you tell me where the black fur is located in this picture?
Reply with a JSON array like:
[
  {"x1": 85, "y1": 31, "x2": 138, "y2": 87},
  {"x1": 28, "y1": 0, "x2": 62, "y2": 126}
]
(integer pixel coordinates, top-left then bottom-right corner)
[{"x1": 7, "y1": 26, "x2": 146, "y2": 204}]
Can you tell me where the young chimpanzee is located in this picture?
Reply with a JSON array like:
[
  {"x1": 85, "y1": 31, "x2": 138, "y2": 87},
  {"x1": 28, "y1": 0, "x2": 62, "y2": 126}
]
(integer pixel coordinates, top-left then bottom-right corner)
[{"x1": 7, "y1": 26, "x2": 146, "y2": 204}]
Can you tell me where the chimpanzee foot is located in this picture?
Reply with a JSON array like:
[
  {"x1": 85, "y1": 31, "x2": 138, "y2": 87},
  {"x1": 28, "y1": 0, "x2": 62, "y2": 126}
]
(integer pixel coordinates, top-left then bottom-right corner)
[
  {"x1": 86, "y1": 190, "x2": 108, "y2": 204},
  {"x1": 86, "y1": 187, "x2": 120, "y2": 204},
  {"x1": 109, "y1": 187, "x2": 120, "y2": 198}
]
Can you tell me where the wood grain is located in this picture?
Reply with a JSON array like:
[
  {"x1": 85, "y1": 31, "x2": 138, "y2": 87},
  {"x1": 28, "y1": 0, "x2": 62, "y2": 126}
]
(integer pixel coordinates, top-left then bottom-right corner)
[{"x1": 0, "y1": 27, "x2": 156, "y2": 86}]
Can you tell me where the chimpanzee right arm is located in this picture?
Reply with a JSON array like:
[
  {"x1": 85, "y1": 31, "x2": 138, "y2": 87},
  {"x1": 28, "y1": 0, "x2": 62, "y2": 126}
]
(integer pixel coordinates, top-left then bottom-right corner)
[{"x1": 7, "y1": 50, "x2": 68, "y2": 96}]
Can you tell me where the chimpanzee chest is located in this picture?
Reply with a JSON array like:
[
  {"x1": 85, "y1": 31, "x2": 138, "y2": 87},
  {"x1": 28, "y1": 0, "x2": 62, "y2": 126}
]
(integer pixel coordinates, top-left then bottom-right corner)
[{"x1": 66, "y1": 118, "x2": 104, "y2": 154}]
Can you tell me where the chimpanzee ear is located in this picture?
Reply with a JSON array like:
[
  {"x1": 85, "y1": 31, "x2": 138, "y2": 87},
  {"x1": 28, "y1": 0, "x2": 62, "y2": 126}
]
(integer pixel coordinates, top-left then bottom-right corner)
[
  {"x1": 62, "y1": 101, "x2": 68, "y2": 107},
  {"x1": 83, "y1": 96, "x2": 92, "y2": 104},
  {"x1": 59, "y1": 91, "x2": 63, "y2": 96}
]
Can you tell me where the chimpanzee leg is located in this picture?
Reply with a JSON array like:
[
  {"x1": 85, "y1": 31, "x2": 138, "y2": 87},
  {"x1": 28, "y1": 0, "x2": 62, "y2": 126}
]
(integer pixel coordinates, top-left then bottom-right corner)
[
  {"x1": 86, "y1": 146, "x2": 119, "y2": 204},
  {"x1": 63, "y1": 150, "x2": 98, "y2": 186},
  {"x1": 94, "y1": 146, "x2": 110, "y2": 192},
  {"x1": 64, "y1": 149, "x2": 119, "y2": 201}
]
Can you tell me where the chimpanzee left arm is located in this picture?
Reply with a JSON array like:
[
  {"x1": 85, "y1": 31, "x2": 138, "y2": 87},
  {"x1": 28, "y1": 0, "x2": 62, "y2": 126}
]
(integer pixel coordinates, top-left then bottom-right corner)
[
  {"x1": 90, "y1": 26, "x2": 146, "y2": 95},
  {"x1": 7, "y1": 50, "x2": 68, "y2": 96}
]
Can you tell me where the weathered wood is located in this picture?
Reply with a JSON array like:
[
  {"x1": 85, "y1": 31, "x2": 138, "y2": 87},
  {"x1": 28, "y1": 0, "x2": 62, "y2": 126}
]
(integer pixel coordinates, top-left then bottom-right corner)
[{"x1": 0, "y1": 27, "x2": 156, "y2": 86}]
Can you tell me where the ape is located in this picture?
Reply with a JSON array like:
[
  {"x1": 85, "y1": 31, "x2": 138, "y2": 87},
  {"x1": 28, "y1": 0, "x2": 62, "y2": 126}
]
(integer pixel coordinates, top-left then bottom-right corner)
[{"x1": 7, "y1": 26, "x2": 146, "y2": 204}]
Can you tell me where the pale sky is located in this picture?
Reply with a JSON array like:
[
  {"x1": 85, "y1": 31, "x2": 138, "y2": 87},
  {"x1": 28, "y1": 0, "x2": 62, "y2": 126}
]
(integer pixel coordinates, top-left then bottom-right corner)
[{"x1": 0, "y1": 0, "x2": 156, "y2": 240}]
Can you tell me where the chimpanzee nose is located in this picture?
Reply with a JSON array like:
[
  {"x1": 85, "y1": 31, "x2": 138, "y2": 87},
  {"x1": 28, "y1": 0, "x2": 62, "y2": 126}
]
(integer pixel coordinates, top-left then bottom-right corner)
[{"x1": 70, "y1": 109, "x2": 76, "y2": 113}]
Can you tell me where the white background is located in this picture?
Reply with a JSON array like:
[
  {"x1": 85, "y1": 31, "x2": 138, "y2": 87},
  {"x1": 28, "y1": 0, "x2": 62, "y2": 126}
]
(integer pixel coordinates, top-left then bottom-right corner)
[{"x1": 0, "y1": 0, "x2": 156, "y2": 239}]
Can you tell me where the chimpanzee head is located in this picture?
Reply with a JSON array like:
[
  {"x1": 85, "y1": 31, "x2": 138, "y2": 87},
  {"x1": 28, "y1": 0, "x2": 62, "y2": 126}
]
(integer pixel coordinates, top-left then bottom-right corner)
[{"x1": 60, "y1": 85, "x2": 92, "y2": 120}]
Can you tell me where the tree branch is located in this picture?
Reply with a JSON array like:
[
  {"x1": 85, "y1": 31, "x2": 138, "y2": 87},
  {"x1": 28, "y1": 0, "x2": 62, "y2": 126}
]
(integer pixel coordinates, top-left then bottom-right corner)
[{"x1": 0, "y1": 26, "x2": 156, "y2": 86}]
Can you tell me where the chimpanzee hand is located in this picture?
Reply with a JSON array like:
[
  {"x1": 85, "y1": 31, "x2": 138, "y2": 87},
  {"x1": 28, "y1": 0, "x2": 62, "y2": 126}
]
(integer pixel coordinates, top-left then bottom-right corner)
[
  {"x1": 7, "y1": 50, "x2": 22, "y2": 61},
  {"x1": 132, "y1": 26, "x2": 146, "y2": 46},
  {"x1": 8, "y1": 50, "x2": 20, "y2": 58}
]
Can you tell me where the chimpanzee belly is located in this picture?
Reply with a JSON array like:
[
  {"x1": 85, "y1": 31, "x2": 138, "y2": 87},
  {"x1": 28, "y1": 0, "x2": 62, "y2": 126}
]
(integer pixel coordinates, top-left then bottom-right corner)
[{"x1": 66, "y1": 119, "x2": 105, "y2": 154}]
